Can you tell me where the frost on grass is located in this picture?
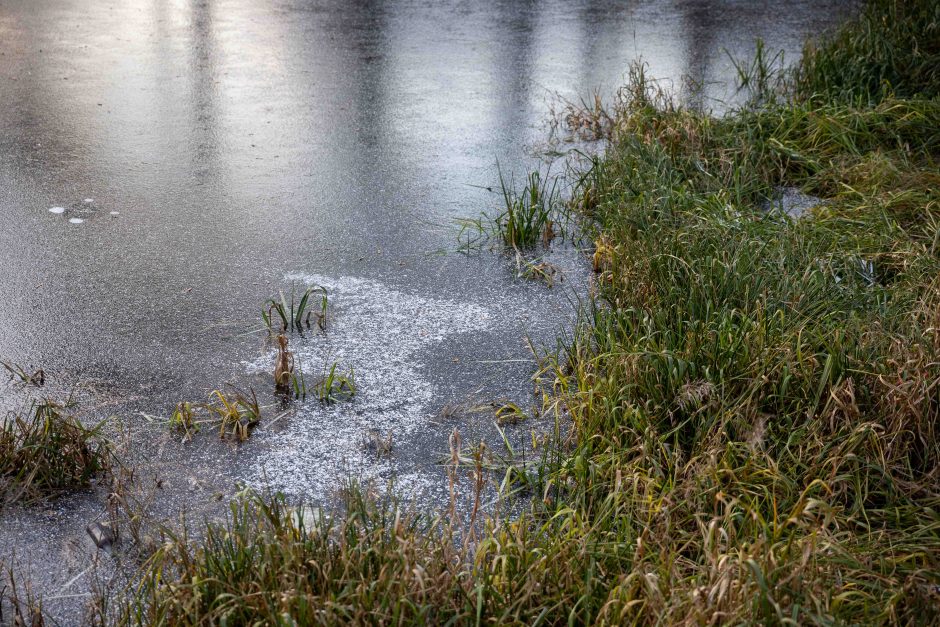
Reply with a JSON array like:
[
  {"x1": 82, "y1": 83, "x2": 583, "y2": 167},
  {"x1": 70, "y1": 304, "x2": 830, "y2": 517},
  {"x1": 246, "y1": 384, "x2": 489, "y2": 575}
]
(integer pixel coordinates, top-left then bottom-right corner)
[{"x1": 245, "y1": 274, "x2": 492, "y2": 501}]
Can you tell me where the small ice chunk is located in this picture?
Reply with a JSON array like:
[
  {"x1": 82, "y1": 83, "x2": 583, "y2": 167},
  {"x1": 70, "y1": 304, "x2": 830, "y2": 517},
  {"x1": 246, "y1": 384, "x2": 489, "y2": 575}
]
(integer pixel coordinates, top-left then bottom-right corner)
[
  {"x1": 68, "y1": 217, "x2": 84, "y2": 224},
  {"x1": 48, "y1": 206, "x2": 66, "y2": 214},
  {"x1": 766, "y1": 187, "x2": 824, "y2": 219}
]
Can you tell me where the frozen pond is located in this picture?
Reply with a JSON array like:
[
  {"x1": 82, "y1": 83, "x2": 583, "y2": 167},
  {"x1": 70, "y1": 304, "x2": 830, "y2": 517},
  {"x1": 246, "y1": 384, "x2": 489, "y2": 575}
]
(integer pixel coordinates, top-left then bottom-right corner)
[{"x1": 0, "y1": 0, "x2": 857, "y2": 621}]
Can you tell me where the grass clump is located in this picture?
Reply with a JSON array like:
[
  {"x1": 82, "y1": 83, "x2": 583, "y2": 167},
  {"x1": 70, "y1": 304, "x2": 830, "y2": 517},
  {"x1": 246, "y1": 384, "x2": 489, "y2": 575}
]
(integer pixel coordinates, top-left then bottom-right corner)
[
  {"x1": 114, "y1": 489, "x2": 468, "y2": 625},
  {"x1": 0, "y1": 400, "x2": 112, "y2": 505},
  {"x1": 495, "y1": 168, "x2": 560, "y2": 249},
  {"x1": 167, "y1": 402, "x2": 198, "y2": 440},
  {"x1": 104, "y1": 2, "x2": 940, "y2": 624},
  {"x1": 262, "y1": 284, "x2": 328, "y2": 334},
  {"x1": 168, "y1": 388, "x2": 262, "y2": 443},
  {"x1": 206, "y1": 388, "x2": 261, "y2": 442},
  {"x1": 459, "y1": 164, "x2": 567, "y2": 253},
  {"x1": 794, "y1": 0, "x2": 940, "y2": 103},
  {"x1": 315, "y1": 362, "x2": 356, "y2": 404}
]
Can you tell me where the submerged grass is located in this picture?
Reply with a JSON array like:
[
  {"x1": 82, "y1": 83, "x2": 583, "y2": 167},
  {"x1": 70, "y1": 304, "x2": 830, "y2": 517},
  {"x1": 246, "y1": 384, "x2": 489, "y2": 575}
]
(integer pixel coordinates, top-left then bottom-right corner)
[
  {"x1": 96, "y1": 1, "x2": 940, "y2": 624},
  {"x1": 1, "y1": 361, "x2": 45, "y2": 388}
]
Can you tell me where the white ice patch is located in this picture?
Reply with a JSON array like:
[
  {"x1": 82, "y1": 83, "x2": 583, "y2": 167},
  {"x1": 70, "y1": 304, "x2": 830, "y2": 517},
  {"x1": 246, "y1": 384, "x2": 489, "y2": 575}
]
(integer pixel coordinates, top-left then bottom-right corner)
[
  {"x1": 68, "y1": 218, "x2": 84, "y2": 224},
  {"x1": 245, "y1": 274, "x2": 492, "y2": 500},
  {"x1": 768, "y1": 187, "x2": 825, "y2": 218},
  {"x1": 48, "y1": 206, "x2": 66, "y2": 214}
]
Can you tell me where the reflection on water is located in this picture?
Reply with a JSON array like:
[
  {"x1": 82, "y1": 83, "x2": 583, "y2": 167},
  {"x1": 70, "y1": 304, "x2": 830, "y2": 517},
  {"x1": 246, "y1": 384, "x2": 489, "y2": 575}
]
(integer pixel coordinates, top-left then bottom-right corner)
[{"x1": 0, "y1": 0, "x2": 858, "y2": 404}]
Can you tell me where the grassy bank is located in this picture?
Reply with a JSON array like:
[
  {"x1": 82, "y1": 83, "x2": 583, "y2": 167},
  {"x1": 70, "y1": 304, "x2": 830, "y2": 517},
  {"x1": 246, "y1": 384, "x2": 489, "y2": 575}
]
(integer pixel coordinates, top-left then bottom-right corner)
[{"x1": 103, "y1": 1, "x2": 939, "y2": 624}]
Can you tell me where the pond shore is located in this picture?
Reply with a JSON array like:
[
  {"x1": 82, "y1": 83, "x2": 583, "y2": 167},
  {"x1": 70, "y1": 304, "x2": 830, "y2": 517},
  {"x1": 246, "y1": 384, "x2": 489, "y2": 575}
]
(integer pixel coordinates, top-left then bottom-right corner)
[{"x1": 4, "y1": 0, "x2": 938, "y2": 624}]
